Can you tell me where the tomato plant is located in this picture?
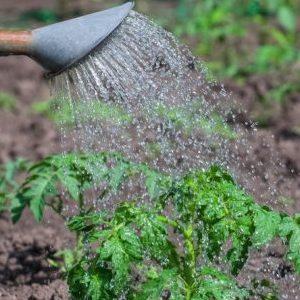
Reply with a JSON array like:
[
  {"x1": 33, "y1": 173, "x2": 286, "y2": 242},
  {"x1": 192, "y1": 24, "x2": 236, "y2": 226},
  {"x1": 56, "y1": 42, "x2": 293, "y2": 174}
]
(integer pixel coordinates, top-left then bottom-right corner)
[
  {"x1": 0, "y1": 158, "x2": 29, "y2": 212},
  {"x1": 2, "y1": 152, "x2": 299, "y2": 299}
]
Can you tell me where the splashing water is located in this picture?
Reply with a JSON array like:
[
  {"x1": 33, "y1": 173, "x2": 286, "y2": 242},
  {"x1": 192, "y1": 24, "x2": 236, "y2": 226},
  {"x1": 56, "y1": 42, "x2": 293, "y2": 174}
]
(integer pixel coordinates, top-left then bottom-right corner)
[
  {"x1": 49, "y1": 10, "x2": 297, "y2": 298},
  {"x1": 50, "y1": 11, "x2": 287, "y2": 208}
]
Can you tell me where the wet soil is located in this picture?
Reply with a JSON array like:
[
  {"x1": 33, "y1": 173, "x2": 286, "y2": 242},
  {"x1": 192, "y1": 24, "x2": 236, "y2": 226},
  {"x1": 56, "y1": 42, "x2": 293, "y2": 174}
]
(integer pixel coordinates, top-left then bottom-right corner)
[
  {"x1": 0, "y1": 211, "x2": 71, "y2": 300},
  {"x1": 1, "y1": 54, "x2": 299, "y2": 300},
  {"x1": 0, "y1": 56, "x2": 70, "y2": 299}
]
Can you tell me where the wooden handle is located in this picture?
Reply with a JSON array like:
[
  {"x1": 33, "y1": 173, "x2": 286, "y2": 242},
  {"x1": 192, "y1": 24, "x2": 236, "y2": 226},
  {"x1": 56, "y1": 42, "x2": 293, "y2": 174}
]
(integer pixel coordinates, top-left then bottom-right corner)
[{"x1": 0, "y1": 30, "x2": 32, "y2": 56}]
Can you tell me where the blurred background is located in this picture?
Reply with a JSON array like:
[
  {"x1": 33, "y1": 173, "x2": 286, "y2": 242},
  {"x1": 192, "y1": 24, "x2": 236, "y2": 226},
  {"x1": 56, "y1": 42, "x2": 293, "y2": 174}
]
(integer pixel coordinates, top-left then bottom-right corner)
[
  {"x1": 0, "y1": 0, "x2": 299, "y2": 181},
  {"x1": 0, "y1": 0, "x2": 299, "y2": 162}
]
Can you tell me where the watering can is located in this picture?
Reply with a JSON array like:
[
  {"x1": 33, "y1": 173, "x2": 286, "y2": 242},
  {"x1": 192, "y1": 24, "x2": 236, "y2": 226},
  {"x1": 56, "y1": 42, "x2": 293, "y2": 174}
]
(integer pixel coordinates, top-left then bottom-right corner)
[{"x1": 0, "y1": 2, "x2": 134, "y2": 76}]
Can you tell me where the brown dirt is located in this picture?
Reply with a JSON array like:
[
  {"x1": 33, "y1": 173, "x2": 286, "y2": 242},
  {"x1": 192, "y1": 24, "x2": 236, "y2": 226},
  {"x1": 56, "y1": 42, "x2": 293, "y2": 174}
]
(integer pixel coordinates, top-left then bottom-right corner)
[
  {"x1": 0, "y1": 57, "x2": 60, "y2": 162},
  {"x1": 227, "y1": 77, "x2": 300, "y2": 213},
  {"x1": 0, "y1": 54, "x2": 70, "y2": 299},
  {"x1": 0, "y1": 1, "x2": 299, "y2": 299},
  {"x1": 0, "y1": 211, "x2": 71, "y2": 300},
  {"x1": 1, "y1": 59, "x2": 299, "y2": 300}
]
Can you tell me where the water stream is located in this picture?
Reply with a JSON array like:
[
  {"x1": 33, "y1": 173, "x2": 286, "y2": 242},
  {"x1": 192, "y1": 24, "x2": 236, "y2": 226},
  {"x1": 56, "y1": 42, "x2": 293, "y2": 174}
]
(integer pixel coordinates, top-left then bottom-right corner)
[
  {"x1": 50, "y1": 10, "x2": 286, "y2": 209},
  {"x1": 47, "y1": 10, "x2": 298, "y2": 298}
]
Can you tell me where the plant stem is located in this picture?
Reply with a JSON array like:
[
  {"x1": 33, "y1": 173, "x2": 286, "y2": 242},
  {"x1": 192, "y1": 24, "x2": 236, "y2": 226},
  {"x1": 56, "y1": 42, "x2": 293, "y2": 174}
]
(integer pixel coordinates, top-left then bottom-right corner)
[
  {"x1": 157, "y1": 215, "x2": 196, "y2": 299},
  {"x1": 183, "y1": 224, "x2": 196, "y2": 300},
  {"x1": 185, "y1": 286, "x2": 192, "y2": 300},
  {"x1": 157, "y1": 215, "x2": 182, "y2": 231},
  {"x1": 73, "y1": 192, "x2": 85, "y2": 263},
  {"x1": 74, "y1": 231, "x2": 83, "y2": 263},
  {"x1": 78, "y1": 192, "x2": 84, "y2": 213}
]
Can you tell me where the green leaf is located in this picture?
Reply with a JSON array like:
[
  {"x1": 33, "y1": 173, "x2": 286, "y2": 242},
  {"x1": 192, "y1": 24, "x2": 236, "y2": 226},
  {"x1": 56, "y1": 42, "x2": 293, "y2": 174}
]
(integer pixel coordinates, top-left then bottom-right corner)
[
  {"x1": 119, "y1": 227, "x2": 142, "y2": 259},
  {"x1": 253, "y1": 208, "x2": 281, "y2": 247},
  {"x1": 287, "y1": 227, "x2": 300, "y2": 273},
  {"x1": 55, "y1": 249, "x2": 76, "y2": 271},
  {"x1": 279, "y1": 216, "x2": 297, "y2": 237},
  {"x1": 112, "y1": 248, "x2": 130, "y2": 292},
  {"x1": 138, "y1": 214, "x2": 176, "y2": 265},
  {"x1": 99, "y1": 233, "x2": 135, "y2": 294},
  {"x1": 66, "y1": 263, "x2": 88, "y2": 299},
  {"x1": 87, "y1": 274, "x2": 104, "y2": 300},
  {"x1": 195, "y1": 266, "x2": 249, "y2": 299},
  {"x1": 279, "y1": 216, "x2": 300, "y2": 274},
  {"x1": 11, "y1": 193, "x2": 27, "y2": 223},
  {"x1": 29, "y1": 196, "x2": 45, "y2": 222},
  {"x1": 99, "y1": 239, "x2": 116, "y2": 260},
  {"x1": 135, "y1": 269, "x2": 184, "y2": 300},
  {"x1": 278, "y1": 6, "x2": 296, "y2": 32},
  {"x1": 24, "y1": 175, "x2": 55, "y2": 221},
  {"x1": 145, "y1": 171, "x2": 162, "y2": 199},
  {"x1": 226, "y1": 235, "x2": 251, "y2": 275},
  {"x1": 57, "y1": 171, "x2": 79, "y2": 201},
  {"x1": 109, "y1": 163, "x2": 127, "y2": 191},
  {"x1": 68, "y1": 212, "x2": 106, "y2": 232}
]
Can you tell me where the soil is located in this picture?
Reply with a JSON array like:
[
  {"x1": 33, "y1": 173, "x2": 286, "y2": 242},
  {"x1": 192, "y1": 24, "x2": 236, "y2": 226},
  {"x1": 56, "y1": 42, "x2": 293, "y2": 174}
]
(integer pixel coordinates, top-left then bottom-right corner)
[{"x1": 0, "y1": 1, "x2": 299, "y2": 299}]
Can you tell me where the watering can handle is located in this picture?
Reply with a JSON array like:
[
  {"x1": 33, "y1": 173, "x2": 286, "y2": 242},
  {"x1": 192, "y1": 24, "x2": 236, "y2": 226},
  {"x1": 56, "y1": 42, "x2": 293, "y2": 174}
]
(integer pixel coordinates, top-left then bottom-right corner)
[{"x1": 0, "y1": 30, "x2": 32, "y2": 56}]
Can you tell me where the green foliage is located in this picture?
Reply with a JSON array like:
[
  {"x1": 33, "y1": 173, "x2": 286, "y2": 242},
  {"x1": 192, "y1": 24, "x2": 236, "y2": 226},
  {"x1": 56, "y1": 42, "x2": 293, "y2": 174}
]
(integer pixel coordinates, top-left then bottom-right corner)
[
  {"x1": 20, "y1": 9, "x2": 59, "y2": 24},
  {"x1": 0, "y1": 158, "x2": 29, "y2": 212},
  {"x1": 32, "y1": 97, "x2": 132, "y2": 127},
  {"x1": 64, "y1": 163, "x2": 300, "y2": 299},
  {"x1": 5, "y1": 152, "x2": 300, "y2": 298},
  {"x1": 174, "y1": 0, "x2": 300, "y2": 87},
  {"x1": 9, "y1": 152, "x2": 171, "y2": 223},
  {"x1": 152, "y1": 101, "x2": 237, "y2": 140},
  {"x1": 265, "y1": 80, "x2": 300, "y2": 104},
  {"x1": 0, "y1": 91, "x2": 16, "y2": 111},
  {"x1": 279, "y1": 214, "x2": 300, "y2": 272},
  {"x1": 66, "y1": 199, "x2": 249, "y2": 299}
]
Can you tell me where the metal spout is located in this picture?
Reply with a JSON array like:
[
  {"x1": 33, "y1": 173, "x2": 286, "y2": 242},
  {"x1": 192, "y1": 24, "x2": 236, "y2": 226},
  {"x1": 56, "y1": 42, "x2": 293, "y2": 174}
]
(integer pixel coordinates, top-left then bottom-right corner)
[{"x1": 0, "y1": 2, "x2": 134, "y2": 76}]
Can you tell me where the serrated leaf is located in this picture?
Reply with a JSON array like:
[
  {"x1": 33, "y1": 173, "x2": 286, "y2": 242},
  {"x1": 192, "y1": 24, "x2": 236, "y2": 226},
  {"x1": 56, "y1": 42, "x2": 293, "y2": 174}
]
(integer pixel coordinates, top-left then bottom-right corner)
[
  {"x1": 135, "y1": 269, "x2": 184, "y2": 300},
  {"x1": 57, "y1": 171, "x2": 80, "y2": 201},
  {"x1": 109, "y1": 163, "x2": 127, "y2": 191},
  {"x1": 99, "y1": 239, "x2": 116, "y2": 260},
  {"x1": 66, "y1": 263, "x2": 87, "y2": 299},
  {"x1": 138, "y1": 214, "x2": 170, "y2": 262},
  {"x1": 5, "y1": 161, "x2": 17, "y2": 183},
  {"x1": 87, "y1": 274, "x2": 103, "y2": 300},
  {"x1": 99, "y1": 235, "x2": 132, "y2": 293},
  {"x1": 279, "y1": 216, "x2": 297, "y2": 237},
  {"x1": 29, "y1": 196, "x2": 45, "y2": 222},
  {"x1": 68, "y1": 212, "x2": 106, "y2": 232},
  {"x1": 194, "y1": 275, "x2": 248, "y2": 300},
  {"x1": 288, "y1": 228, "x2": 300, "y2": 273},
  {"x1": 226, "y1": 235, "x2": 251, "y2": 275},
  {"x1": 253, "y1": 209, "x2": 281, "y2": 247},
  {"x1": 11, "y1": 193, "x2": 27, "y2": 223},
  {"x1": 145, "y1": 171, "x2": 162, "y2": 199},
  {"x1": 119, "y1": 227, "x2": 142, "y2": 259},
  {"x1": 111, "y1": 248, "x2": 130, "y2": 292},
  {"x1": 24, "y1": 176, "x2": 55, "y2": 221}
]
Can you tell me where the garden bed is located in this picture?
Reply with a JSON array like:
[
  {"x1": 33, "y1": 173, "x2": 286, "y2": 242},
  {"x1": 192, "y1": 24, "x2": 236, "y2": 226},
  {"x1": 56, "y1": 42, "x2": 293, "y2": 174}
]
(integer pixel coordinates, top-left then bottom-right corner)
[
  {"x1": 0, "y1": 1, "x2": 299, "y2": 299},
  {"x1": 0, "y1": 47, "x2": 299, "y2": 300}
]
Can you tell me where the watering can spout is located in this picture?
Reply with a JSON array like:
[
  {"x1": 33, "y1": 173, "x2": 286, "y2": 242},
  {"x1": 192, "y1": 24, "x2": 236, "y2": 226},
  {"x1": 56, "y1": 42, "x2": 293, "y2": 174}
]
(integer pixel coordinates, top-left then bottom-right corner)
[{"x1": 0, "y1": 2, "x2": 134, "y2": 76}]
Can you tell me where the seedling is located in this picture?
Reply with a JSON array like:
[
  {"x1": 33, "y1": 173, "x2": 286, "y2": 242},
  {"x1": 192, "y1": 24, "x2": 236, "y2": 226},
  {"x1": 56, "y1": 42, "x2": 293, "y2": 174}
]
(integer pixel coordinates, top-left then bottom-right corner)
[
  {"x1": 0, "y1": 91, "x2": 16, "y2": 111},
  {"x1": 3, "y1": 152, "x2": 299, "y2": 299},
  {"x1": 0, "y1": 158, "x2": 29, "y2": 212}
]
